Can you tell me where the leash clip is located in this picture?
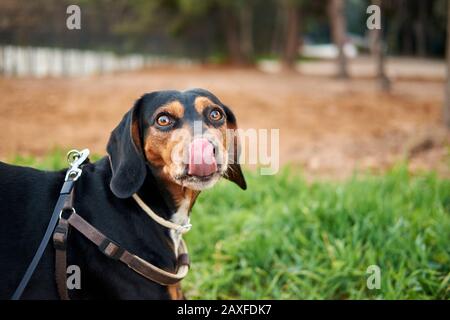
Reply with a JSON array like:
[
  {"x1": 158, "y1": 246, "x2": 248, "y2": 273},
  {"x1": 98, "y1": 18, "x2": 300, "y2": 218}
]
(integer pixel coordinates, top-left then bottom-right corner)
[{"x1": 65, "y1": 149, "x2": 90, "y2": 181}]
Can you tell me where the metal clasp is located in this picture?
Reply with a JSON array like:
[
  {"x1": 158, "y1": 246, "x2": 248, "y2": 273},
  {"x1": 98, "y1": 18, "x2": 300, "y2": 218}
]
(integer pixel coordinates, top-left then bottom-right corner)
[{"x1": 65, "y1": 149, "x2": 90, "y2": 181}]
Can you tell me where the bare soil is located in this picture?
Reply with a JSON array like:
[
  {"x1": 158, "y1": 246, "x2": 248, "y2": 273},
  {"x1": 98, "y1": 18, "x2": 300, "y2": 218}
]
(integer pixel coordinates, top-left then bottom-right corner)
[{"x1": 0, "y1": 66, "x2": 449, "y2": 178}]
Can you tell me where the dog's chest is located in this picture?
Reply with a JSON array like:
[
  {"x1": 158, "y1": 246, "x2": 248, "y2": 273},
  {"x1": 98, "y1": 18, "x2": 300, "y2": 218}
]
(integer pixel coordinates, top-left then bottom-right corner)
[{"x1": 169, "y1": 198, "x2": 190, "y2": 255}]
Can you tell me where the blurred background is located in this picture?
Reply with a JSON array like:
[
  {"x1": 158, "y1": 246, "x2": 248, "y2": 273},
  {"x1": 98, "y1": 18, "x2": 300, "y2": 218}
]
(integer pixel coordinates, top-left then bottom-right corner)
[
  {"x1": 1, "y1": 0, "x2": 449, "y2": 178},
  {"x1": 0, "y1": 0, "x2": 449, "y2": 299}
]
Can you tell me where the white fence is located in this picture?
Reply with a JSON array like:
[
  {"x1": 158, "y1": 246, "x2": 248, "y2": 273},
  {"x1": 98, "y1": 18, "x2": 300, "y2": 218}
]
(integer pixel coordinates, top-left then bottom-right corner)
[{"x1": 0, "y1": 45, "x2": 193, "y2": 78}]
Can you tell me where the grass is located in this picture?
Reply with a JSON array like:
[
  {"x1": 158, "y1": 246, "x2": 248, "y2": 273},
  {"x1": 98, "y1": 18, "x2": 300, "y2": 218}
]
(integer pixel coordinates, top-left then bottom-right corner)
[{"x1": 8, "y1": 150, "x2": 450, "y2": 299}]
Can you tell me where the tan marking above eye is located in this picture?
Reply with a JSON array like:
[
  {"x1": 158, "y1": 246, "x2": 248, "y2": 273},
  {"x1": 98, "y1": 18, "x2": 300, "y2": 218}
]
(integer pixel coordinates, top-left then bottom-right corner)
[
  {"x1": 194, "y1": 96, "x2": 217, "y2": 114},
  {"x1": 154, "y1": 100, "x2": 184, "y2": 121}
]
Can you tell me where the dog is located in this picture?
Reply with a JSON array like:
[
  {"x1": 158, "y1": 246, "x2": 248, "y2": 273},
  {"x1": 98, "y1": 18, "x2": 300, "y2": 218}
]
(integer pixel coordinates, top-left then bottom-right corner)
[{"x1": 0, "y1": 89, "x2": 246, "y2": 299}]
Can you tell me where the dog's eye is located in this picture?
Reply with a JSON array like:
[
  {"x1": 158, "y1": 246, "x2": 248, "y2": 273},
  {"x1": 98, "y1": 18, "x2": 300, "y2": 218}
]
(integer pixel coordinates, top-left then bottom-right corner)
[
  {"x1": 209, "y1": 109, "x2": 223, "y2": 122},
  {"x1": 156, "y1": 114, "x2": 173, "y2": 127}
]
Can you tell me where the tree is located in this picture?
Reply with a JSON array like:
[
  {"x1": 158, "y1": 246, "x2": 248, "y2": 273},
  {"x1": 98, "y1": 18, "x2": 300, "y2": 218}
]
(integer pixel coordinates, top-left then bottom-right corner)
[
  {"x1": 239, "y1": 1, "x2": 254, "y2": 62},
  {"x1": 173, "y1": 0, "x2": 255, "y2": 65},
  {"x1": 444, "y1": 0, "x2": 450, "y2": 128},
  {"x1": 220, "y1": 5, "x2": 246, "y2": 65},
  {"x1": 218, "y1": 0, "x2": 256, "y2": 65},
  {"x1": 328, "y1": 0, "x2": 349, "y2": 78},
  {"x1": 370, "y1": 0, "x2": 391, "y2": 92},
  {"x1": 280, "y1": 0, "x2": 302, "y2": 70},
  {"x1": 414, "y1": 0, "x2": 427, "y2": 57}
]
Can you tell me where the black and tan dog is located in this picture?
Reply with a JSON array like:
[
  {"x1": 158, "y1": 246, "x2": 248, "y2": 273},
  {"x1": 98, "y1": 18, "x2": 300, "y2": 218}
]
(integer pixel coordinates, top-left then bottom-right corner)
[{"x1": 0, "y1": 89, "x2": 246, "y2": 299}]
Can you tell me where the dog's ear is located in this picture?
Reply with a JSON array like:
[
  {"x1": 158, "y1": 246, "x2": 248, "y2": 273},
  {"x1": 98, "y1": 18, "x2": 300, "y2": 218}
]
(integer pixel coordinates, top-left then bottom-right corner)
[
  {"x1": 107, "y1": 97, "x2": 146, "y2": 198},
  {"x1": 223, "y1": 105, "x2": 247, "y2": 190}
]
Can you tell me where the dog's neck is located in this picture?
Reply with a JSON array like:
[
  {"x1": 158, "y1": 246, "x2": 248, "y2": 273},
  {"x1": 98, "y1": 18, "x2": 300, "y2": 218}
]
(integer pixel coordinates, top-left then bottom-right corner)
[
  {"x1": 137, "y1": 167, "x2": 199, "y2": 219},
  {"x1": 136, "y1": 168, "x2": 199, "y2": 254}
]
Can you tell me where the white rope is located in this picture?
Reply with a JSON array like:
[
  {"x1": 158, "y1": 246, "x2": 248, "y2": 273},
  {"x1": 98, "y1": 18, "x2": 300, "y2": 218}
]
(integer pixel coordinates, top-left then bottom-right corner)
[{"x1": 132, "y1": 193, "x2": 192, "y2": 234}]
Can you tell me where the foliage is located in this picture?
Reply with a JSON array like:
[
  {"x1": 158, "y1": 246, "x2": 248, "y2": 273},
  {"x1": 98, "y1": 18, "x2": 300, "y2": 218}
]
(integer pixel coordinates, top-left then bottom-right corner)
[
  {"x1": 0, "y1": 1, "x2": 447, "y2": 61},
  {"x1": 184, "y1": 166, "x2": 450, "y2": 299}
]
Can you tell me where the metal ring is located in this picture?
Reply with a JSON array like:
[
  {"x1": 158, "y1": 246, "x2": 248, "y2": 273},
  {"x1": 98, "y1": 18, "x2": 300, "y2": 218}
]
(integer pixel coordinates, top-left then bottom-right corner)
[
  {"x1": 65, "y1": 168, "x2": 82, "y2": 181},
  {"x1": 67, "y1": 149, "x2": 81, "y2": 165},
  {"x1": 68, "y1": 171, "x2": 79, "y2": 179},
  {"x1": 59, "y1": 207, "x2": 76, "y2": 220}
]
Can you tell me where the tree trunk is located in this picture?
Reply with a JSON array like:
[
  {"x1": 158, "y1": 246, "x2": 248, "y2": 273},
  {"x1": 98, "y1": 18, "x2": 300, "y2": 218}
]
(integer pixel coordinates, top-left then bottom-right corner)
[
  {"x1": 281, "y1": 1, "x2": 300, "y2": 70},
  {"x1": 271, "y1": 4, "x2": 283, "y2": 56},
  {"x1": 221, "y1": 8, "x2": 244, "y2": 65},
  {"x1": 371, "y1": 0, "x2": 391, "y2": 92},
  {"x1": 401, "y1": 3, "x2": 414, "y2": 55},
  {"x1": 328, "y1": 0, "x2": 349, "y2": 79},
  {"x1": 240, "y1": 2, "x2": 253, "y2": 63},
  {"x1": 386, "y1": 0, "x2": 405, "y2": 55},
  {"x1": 444, "y1": 0, "x2": 450, "y2": 128},
  {"x1": 414, "y1": 0, "x2": 427, "y2": 57}
]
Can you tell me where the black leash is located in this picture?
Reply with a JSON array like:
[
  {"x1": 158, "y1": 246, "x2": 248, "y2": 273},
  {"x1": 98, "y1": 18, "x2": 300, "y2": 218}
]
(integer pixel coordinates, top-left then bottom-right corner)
[{"x1": 11, "y1": 149, "x2": 90, "y2": 300}]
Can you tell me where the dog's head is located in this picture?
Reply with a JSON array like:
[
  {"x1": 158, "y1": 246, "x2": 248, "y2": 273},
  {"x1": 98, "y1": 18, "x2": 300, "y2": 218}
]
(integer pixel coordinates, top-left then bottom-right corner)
[{"x1": 107, "y1": 89, "x2": 246, "y2": 199}]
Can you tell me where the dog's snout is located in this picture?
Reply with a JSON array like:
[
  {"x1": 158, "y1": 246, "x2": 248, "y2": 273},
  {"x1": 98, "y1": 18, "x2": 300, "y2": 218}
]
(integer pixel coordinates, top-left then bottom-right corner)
[{"x1": 187, "y1": 138, "x2": 217, "y2": 177}]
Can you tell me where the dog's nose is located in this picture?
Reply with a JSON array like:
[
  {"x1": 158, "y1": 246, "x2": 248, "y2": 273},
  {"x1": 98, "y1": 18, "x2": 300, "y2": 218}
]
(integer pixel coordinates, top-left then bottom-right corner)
[{"x1": 188, "y1": 138, "x2": 217, "y2": 177}]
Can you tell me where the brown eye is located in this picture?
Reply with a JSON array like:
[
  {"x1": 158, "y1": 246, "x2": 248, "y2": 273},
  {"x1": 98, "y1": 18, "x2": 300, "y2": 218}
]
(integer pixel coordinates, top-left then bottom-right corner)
[
  {"x1": 209, "y1": 109, "x2": 223, "y2": 122},
  {"x1": 156, "y1": 114, "x2": 172, "y2": 127}
]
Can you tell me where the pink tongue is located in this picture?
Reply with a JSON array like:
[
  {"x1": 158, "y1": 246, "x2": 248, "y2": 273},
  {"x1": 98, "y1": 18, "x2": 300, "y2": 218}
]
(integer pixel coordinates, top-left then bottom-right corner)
[{"x1": 188, "y1": 138, "x2": 217, "y2": 177}]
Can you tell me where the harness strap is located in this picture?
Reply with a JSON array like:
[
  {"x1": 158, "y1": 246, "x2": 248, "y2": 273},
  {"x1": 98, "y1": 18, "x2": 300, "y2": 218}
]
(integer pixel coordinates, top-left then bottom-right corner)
[
  {"x1": 53, "y1": 189, "x2": 74, "y2": 300},
  {"x1": 53, "y1": 218, "x2": 70, "y2": 300},
  {"x1": 67, "y1": 212, "x2": 190, "y2": 285},
  {"x1": 11, "y1": 180, "x2": 75, "y2": 300},
  {"x1": 53, "y1": 211, "x2": 190, "y2": 299},
  {"x1": 10, "y1": 149, "x2": 88, "y2": 300}
]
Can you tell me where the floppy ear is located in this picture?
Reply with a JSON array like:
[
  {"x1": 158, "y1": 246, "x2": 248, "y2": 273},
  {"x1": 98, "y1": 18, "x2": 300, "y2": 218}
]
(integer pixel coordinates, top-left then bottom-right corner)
[
  {"x1": 107, "y1": 97, "x2": 147, "y2": 198},
  {"x1": 223, "y1": 105, "x2": 247, "y2": 190}
]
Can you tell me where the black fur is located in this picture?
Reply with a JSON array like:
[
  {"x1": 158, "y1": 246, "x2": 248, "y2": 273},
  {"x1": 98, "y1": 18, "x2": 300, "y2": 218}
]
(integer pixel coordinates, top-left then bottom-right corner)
[
  {"x1": 0, "y1": 89, "x2": 245, "y2": 299},
  {"x1": 107, "y1": 96, "x2": 147, "y2": 199}
]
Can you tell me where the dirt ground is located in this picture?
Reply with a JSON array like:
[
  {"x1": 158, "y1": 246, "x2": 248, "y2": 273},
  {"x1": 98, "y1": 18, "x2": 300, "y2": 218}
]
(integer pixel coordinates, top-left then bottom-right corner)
[{"x1": 0, "y1": 66, "x2": 449, "y2": 179}]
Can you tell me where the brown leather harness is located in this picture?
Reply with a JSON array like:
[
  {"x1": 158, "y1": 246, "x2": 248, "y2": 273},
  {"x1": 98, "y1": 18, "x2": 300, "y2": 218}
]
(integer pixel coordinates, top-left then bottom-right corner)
[
  {"x1": 12, "y1": 149, "x2": 190, "y2": 300},
  {"x1": 52, "y1": 195, "x2": 190, "y2": 300},
  {"x1": 51, "y1": 155, "x2": 190, "y2": 300}
]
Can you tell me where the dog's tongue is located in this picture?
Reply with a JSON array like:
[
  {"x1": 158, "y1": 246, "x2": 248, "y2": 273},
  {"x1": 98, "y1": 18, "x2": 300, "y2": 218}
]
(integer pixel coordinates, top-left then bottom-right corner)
[{"x1": 188, "y1": 138, "x2": 217, "y2": 177}]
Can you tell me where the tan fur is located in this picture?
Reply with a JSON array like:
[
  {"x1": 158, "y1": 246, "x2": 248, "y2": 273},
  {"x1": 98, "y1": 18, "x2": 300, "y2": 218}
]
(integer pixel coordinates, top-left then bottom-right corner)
[
  {"x1": 194, "y1": 97, "x2": 229, "y2": 159},
  {"x1": 137, "y1": 95, "x2": 239, "y2": 300},
  {"x1": 168, "y1": 283, "x2": 184, "y2": 300},
  {"x1": 144, "y1": 96, "x2": 227, "y2": 206},
  {"x1": 156, "y1": 100, "x2": 185, "y2": 119},
  {"x1": 194, "y1": 96, "x2": 216, "y2": 114},
  {"x1": 131, "y1": 117, "x2": 142, "y2": 150}
]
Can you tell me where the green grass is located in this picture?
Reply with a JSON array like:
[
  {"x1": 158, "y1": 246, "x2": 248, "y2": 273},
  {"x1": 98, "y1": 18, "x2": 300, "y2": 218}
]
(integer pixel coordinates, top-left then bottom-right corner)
[
  {"x1": 8, "y1": 148, "x2": 102, "y2": 170},
  {"x1": 9, "y1": 151, "x2": 450, "y2": 299}
]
